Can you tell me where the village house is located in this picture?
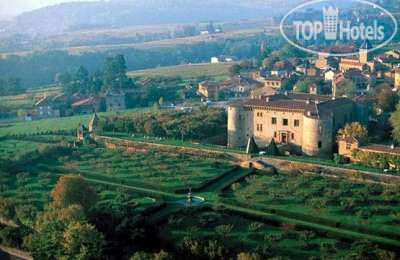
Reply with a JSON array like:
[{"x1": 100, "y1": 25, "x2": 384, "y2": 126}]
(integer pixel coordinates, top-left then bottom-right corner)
[
  {"x1": 338, "y1": 137, "x2": 400, "y2": 169},
  {"x1": 264, "y1": 76, "x2": 286, "y2": 89},
  {"x1": 332, "y1": 70, "x2": 373, "y2": 97},
  {"x1": 198, "y1": 81, "x2": 220, "y2": 100},
  {"x1": 219, "y1": 76, "x2": 262, "y2": 97},
  {"x1": 72, "y1": 96, "x2": 102, "y2": 114},
  {"x1": 105, "y1": 89, "x2": 126, "y2": 112},
  {"x1": 34, "y1": 95, "x2": 63, "y2": 119},
  {"x1": 228, "y1": 93, "x2": 357, "y2": 157}
]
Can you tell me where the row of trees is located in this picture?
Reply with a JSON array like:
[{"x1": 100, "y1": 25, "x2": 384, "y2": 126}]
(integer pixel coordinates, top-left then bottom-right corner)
[
  {"x1": 0, "y1": 78, "x2": 23, "y2": 96},
  {"x1": 101, "y1": 108, "x2": 227, "y2": 141},
  {"x1": 56, "y1": 54, "x2": 135, "y2": 96}
]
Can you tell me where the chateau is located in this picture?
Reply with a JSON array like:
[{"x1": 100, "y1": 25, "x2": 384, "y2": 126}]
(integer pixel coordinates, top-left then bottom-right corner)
[{"x1": 228, "y1": 93, "x2": 356, "y2": 157}]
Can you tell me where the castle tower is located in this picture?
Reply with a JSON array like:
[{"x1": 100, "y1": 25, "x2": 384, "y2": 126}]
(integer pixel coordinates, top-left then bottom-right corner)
[
  {"x1": 359, "y1": 39, "x2": 372, "y2": 64},
  {"x1": 227, "y1": 103, "x2": 247, "y2": 148}
]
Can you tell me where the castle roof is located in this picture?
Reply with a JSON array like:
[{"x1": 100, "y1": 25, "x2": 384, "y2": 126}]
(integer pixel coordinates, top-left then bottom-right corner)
[{"x1": 234, "y1": 93, "x2": 353, "y2": 118}]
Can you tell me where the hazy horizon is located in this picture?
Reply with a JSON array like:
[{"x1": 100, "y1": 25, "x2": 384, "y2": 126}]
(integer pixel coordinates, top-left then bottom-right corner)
[{"x1": 0, "y1": 0, "x2": 100, "y2": 19}]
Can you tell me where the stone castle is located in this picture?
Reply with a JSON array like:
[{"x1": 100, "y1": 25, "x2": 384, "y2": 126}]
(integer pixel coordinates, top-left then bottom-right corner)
[{"x1": 228, "y1": 93, "x2": 356, "y2": 157}]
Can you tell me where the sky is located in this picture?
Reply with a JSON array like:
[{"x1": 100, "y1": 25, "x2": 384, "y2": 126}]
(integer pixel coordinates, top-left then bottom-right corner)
[{"x1": 0, "y1": 0, "x2": 99, "y2": 19}]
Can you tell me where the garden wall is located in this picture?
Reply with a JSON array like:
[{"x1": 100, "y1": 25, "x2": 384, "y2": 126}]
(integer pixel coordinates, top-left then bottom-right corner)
[
  {"x1": 0, "y1": 245, "x2": 32, "y2": 260},
  {"x1": 94, "y1": 136, "x2": 251, "y2": 162},
  {"x1": 257, "y1": 157, "x2": 400, "y2": 184}
]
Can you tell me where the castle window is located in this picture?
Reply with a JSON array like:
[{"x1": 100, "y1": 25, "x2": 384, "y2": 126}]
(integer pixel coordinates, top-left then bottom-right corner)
[
  {"x1": 283, "y1": 118, "x2": 288, "y2": 126},
  {"x1": 272, "y1": 117, "x2": 277, "y2": 124},
  {"x1": 318, "y1": 141, "x2": 322, "y2": 149},
  {"x1": 294, "y1": 120, "x2": 300, "y2": 127},
  {"x1": 274, "y1": 131, "x2": 277, "y2": 138},
  {"x1": 291, "y1": 133, "x2": 295, "y2": 140}
]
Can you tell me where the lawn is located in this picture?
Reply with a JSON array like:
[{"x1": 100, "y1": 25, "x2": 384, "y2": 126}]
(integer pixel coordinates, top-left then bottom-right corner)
[
  {"x1": 127, "y1": 62, "x2": 235, "y2": 80},
  {"x1": 59, "y1": 146, "x2": 234, "y2": 192},
  {"x1": 220, "y1": 172, "x2": 400, "y2": 235},
  {"x1": 161, "y1": 207, "x2": 353, "y2": 259},
  {"x1": 0, "y1": 108, "x2": 147, "y2": 137}
]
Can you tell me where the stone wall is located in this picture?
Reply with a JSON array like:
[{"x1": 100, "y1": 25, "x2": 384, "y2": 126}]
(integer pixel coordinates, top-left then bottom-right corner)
[
  {"x1": 256, "y1": 157, "x2": 400, "y2": 184},
  {"x1": 95, "y1": 136, "x2": 251, "y2": 162}
]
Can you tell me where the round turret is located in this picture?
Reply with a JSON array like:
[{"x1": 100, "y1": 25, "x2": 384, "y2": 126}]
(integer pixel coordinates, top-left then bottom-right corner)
[
  {"x1": 302, "y1": 114, "x2": 333, "y2": 157},
  {"x1": 227, "y1": 104, "x2": 246, "y2": 148}
]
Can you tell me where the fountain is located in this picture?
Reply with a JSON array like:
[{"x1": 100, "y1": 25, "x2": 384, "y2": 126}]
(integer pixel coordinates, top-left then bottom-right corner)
[{"x1": 176, "y1": 188, "x2": 205, "y2": 206}]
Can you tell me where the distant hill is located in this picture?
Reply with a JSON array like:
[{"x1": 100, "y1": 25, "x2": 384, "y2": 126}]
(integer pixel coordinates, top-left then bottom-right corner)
[{"x1": 1, "y1": 0, "x2": 308, "y2": 37}]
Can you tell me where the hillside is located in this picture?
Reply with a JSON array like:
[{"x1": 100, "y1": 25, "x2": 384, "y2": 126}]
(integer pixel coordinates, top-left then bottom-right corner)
[{"x1": 1, "y1": 0, "x2": 307, "y2": 37}]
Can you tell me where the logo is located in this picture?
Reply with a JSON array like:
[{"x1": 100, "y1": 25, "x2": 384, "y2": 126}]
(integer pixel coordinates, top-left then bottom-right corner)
[
  {"x1": 280, "y1": 0, "x2": 397, "y2": 56},
  {"x1": 323, "y1": 6, "x2": 338, "y2": 40}
]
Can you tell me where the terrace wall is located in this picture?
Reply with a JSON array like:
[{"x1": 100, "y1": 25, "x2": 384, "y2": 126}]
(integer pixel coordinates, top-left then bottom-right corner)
[
  {"x1": 257, "y1": 157, "x2": 400, "y2": 184},
  {"x1": 94, "y1": 135, "x2": 251, "y2": 162}
]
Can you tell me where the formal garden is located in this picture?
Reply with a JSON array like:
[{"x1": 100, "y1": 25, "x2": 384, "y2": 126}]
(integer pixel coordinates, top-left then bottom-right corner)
[
  {"x1": 219, "y1": 172, "x2": 400, "y2": 236},
  {"x1": 161, "y1": 207, "x2": 359, "y2": 259},
  {"x1": 58, "y1": 146, "x2": 234, "y2": 192}
]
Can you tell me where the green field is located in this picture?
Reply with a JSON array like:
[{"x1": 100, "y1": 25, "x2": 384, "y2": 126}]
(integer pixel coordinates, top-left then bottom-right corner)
[
  {"x1": 0, "y1": 108, "x2": 148, "y2": 137},
  {"x1": 220, "y1": 172, "x2": 400, "y2": 235},
  {"x1": 59, "y1": 146, "x2": 234, "y2": 192},
  {"x1": 127, "y1": 62, "x2": 235, "y2": 80}
]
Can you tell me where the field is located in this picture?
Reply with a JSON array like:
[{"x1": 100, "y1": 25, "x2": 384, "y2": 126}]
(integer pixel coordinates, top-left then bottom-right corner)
[
  {"x1": 127, "y1": 62, "x2": 235, "y2": 80},
  {"x1": 0, "y1": 108, "x2": 147, "y2": 137},
  {"x1": 0, "y1": 86, "x2": 61, "y2": 110},
  {"x1": 220, "y1": 172, "x2": 400, "y2": 235},
  {"x1": 162, "y1": 207, "x2": 353, "y2": 259},
  {"x1": 59, "y1": 146, "x2": 234, "y2": 192}
]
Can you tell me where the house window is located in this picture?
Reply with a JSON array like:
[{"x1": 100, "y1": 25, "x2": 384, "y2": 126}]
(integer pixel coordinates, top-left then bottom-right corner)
[
  {"x1": 318, "y1": 141, "x2": 322, "y2": 149},
  {"x1": 291, "y1": 133, "x2": 295, "y2": 140},
  {"x1": 294, "y1": 120, "x2": 300, "y2": 127},
  {"x1": 274, "y1": 131, "x2": 277, "y2": 138},
  {"x1": 283, "y1": 118, "x2": 288, "y2": 126},
  {"x1": 272, "y1": 117, "x2": 277, "y2": 124},
  {"x1": 346, "y1": 143, "x2": 351, "y2": 150},
  {"x1": 256, "y1": 124, "x2": 263, "y2": 131}
]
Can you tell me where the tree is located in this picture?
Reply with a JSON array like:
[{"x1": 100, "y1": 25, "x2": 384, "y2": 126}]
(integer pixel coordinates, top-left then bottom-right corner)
[
  {"x1": 336, "y1": 79, "x2": 357, "y2": 98},
  {"x1": 102, "y1": 54, "x2": 131, "y2": 91},
  {"x1": 293, "y1": 79, "x2": 313, "y2": 93},
  {"x1": 265, "y1": 138, "x2": 280, "y2": 156},
  {"x1": 74, "y1": 66, "x2": 90, "y2": 94},
  {"x1": 337, "y1": 122, "x2": 368, "y2": 144},
  {"x1": 51, "y1": 175, "x2": 98, "y2": 212},
  {"x1": 0, "y1": 197, "x2": 16, "y2": 222},
  {"x1": 377, "y1": 85, "x2": 399, "y2": 112},
  {"x1": 389, "y1": 103, "x2": 400, "y2": 142},
  {"x1": 229, "y1": 64, "x2": 241, "y2": 76},
  {"x1": 63, "y1": 222, "x2": 105, "y2": 259},
  {"x1": 32, "y1": 205, "x2": 104, "y2": 260}
]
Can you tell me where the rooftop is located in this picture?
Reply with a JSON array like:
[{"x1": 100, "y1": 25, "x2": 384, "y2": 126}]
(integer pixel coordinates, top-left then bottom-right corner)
[{"x1": 232, "y1": 93, "x2": 353, "y2": 117}]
